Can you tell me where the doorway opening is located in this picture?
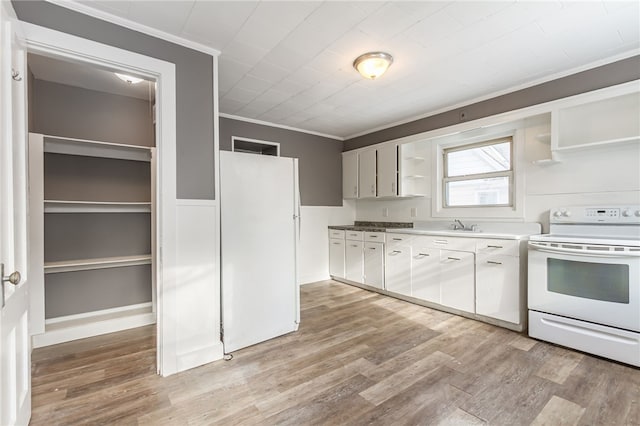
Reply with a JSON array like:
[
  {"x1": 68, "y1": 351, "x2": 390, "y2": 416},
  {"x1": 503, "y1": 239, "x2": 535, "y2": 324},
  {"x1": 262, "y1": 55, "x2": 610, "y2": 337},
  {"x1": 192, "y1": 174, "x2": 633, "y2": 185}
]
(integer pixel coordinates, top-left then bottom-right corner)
[{"x1": 26, "y1": 52, "x2": 159, "y2": 368}]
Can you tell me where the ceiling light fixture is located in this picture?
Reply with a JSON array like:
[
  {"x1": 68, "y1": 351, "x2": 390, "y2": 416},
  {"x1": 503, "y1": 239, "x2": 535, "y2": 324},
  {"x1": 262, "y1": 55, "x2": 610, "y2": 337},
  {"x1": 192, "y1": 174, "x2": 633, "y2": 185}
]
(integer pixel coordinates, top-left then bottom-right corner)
[
  {"x1": 115, "y1": 73, "x2": 144, "y2": 84},
  {"x1": 353, "y1": 52, "x2": 393, "y2": 80}
]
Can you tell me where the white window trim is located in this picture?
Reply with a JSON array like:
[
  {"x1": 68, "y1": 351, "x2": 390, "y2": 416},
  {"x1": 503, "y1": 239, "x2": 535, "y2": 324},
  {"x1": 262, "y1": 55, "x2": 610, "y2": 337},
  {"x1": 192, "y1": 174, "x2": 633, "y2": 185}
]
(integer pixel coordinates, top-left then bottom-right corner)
[
  {"x1": 443, "y1": 136, "x2": 514, "y2": 208},
  {"x1": 231, "y1": 136, "x2": 280, "y2": 156},
  {"x1": 432, "y1": 126, "x2": 526, "y2": 219}
]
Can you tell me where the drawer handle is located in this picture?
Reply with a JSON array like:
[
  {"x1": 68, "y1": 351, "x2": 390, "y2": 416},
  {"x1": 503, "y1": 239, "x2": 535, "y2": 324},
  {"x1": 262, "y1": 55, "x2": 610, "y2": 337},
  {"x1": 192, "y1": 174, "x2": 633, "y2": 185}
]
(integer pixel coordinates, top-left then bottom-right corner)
[
  {"x1": 350, "y1": 244, "x2": 359, "y2": 247},
  {"x1": 368, "y1": 247, "x2": 376, "y2": 250},
  {"x1": 486, "y1": 260, "x2": 503, "y2": 265},
  {"x1": 487, "y1": 245, "x2": 503, "y2": 249},
  {"x1": 447, "y1": 256, "x2": 461, "y2": 261},
  {"x1": 332, "y1": 242, "x2": 341, "y2": 245},
  {"x1": 389, "y1": 250, "x2": 402, "y2": 256},
  {"x1": 370, "y1": 235, "x2": 378, "y2": 238},
  {"x1": 434, "y1": 240, "x2": 448, "y2": 244},
  {"x1": 415, "y1": 253, "x2": 430, "y2": 258},
  {"x1": 349, "y1": 234, "x2": 358, "y2": 237},
  {"x1": 392, "y1": 238, "x2": 403, "y2": 241}
]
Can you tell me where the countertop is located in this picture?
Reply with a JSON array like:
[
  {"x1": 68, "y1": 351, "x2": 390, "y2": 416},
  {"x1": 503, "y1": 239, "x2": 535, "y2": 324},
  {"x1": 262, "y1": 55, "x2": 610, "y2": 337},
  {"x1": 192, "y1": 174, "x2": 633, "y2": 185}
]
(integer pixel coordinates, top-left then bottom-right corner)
[
  {"x1": 328, "y1": 221, "x2": 413, "y2": 233},
  {"x1": 329, "y1": 221, "x2": 541, "y2": 240}
]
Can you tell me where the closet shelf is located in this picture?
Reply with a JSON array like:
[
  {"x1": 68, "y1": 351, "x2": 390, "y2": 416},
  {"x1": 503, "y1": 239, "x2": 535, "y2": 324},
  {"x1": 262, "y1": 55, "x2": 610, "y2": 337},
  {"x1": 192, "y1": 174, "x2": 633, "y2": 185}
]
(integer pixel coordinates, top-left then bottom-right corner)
[
  {"x1": 44, "y1": 200, "x2": 152, "y2": 213},
  {"x1": 44, "y1": 254, "x2": 152, "y2": 274},
  {"x1": 43, "y1": 135, "x2": 152, "y2": 162}
]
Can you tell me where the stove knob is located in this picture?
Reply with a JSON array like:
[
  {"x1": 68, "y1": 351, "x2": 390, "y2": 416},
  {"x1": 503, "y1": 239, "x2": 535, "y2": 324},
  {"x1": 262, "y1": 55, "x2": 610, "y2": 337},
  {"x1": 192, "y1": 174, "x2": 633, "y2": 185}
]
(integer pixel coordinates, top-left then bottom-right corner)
[
  {"x1": 635, "y1": 210, "x2": 640, "y2": 217},
  {"x1": 622, "y1": 209, "x2": 631, "y2": 217},
  {"x1": 562, "y1": 210, "x2": 571, "y2": 217},
  {"x1": 553, "y1": 210, "x2": 562, "y2": 218}
]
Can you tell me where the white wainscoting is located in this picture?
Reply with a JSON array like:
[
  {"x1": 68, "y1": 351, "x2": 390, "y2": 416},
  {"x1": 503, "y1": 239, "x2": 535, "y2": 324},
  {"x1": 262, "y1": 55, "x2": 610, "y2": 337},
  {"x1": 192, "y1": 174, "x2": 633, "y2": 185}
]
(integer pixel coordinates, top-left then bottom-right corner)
[
  {"x1": 173, "y1": 199, "x2": 223, "y2": 372},
  {"x1": 298, "y1": 201, "x2": 356, "y2": 285}
]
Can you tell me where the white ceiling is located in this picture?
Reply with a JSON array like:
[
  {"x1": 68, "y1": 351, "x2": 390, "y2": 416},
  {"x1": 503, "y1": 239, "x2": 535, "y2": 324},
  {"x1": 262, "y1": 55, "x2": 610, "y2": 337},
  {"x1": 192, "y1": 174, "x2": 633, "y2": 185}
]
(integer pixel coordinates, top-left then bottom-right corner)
[
  {"x1": 28, "y1": 53, "x2": 155, "y2": 101},
  {"x1": 56, "y1": 1, "x2": 639, "y2": 139}
]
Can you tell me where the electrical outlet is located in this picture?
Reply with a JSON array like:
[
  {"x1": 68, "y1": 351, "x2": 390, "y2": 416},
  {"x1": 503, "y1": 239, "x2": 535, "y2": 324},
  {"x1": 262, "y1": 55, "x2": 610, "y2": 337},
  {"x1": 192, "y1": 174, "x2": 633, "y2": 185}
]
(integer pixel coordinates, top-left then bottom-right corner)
[
  {"x1": 410, "y1": 207, "x2": 418, "y2": 218},
  {"x1": 459, "y1": 110, "x2": 467, "y2": 121},
  {"x1": 382, "y1": 208, "x2": 389, "y2": 217}
]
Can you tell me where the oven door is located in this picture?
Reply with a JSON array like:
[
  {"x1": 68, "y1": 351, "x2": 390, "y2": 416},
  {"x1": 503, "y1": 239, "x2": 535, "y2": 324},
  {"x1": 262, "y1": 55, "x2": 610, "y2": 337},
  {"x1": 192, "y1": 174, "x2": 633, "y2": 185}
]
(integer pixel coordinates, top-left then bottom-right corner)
[{"x1": 528, "y1": 241, "x2": 640, "y2": 332}]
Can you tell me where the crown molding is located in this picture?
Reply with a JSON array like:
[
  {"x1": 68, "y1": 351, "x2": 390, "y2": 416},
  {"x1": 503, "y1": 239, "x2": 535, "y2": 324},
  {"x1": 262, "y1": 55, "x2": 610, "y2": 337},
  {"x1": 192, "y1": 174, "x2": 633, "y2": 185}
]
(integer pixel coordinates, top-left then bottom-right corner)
[
  {"x1": 45, "y1": 0, "x2": 221, "y2": 57},
  {"x1": 219, "y1": 114, "x2": 344, "y2": 141}
]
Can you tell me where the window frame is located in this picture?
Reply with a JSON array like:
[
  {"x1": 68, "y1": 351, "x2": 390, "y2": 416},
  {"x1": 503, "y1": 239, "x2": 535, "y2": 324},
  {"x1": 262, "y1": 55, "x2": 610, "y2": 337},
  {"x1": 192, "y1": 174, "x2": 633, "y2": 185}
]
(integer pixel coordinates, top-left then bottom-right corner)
[
  {"x1": 442, "y1": 137, "x2": 514, "y2": 208},
  {"x1": 431, "y1": 125, "x2": 525, "y2": 219}
]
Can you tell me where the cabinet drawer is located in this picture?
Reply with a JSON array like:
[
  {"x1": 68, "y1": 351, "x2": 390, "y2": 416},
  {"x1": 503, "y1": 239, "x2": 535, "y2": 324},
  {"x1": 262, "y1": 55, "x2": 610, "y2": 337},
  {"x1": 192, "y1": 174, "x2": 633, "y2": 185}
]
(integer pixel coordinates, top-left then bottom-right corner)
[
  {"x1": 476, "y1": 239, "x2": 519, "y2": 257},
  {"x1": 387, "y1": 233, "x2": 412, "y2": 245},
  {"x1": 365, "y1": 231, "x2": 385, "y2": 242},
  {"x1": 429, "y1": 236, "x2": 475, "y2": 252},
  {"x1": 345, "y1": 230, "x2": 364, "y2": 241},
  {"x1": 328, "y1": 229, "x2": 345, "y2": 239}
]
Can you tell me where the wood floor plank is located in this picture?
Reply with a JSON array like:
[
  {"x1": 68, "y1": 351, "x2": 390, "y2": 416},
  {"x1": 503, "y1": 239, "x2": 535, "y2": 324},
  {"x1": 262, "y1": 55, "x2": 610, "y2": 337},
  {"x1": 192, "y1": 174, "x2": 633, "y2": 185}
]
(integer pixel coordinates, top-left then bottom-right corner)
[
  {"x1": 30, "y1": 280, "x2": 640, "y2": 425},
  {"x1": 531, "y1": 395, "x2": 585, "y2": 426}
]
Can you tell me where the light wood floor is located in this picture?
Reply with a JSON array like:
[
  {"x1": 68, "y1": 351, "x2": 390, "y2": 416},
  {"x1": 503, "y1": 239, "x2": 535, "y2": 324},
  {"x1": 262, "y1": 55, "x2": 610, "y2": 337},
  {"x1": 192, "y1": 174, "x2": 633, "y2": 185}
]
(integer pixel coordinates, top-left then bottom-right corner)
[{"x1": 31, "y1": 281, "x2": 639, "y2": 425}]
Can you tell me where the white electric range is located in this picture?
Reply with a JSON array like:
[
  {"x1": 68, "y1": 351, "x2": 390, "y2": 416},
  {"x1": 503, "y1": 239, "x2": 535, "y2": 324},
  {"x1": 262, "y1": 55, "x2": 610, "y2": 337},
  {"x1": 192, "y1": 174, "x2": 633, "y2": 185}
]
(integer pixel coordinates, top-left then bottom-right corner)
[{"x1": 528, "y1": 205, "x2": 640, "y2": 366}]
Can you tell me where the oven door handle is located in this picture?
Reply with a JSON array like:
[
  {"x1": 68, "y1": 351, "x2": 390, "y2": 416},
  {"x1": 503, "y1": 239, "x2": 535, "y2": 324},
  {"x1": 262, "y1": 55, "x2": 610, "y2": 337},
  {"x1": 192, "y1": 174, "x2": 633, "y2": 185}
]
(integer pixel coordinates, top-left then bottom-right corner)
[{"x1": 528, "y1": 241, "x2": 640, "y2": 258}]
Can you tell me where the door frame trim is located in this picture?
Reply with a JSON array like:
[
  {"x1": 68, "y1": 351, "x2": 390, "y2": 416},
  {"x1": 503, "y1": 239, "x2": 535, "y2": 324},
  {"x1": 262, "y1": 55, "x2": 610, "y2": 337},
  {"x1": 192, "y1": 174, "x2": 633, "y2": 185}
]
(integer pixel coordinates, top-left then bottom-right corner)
[{"x1": 21, "y1": 22, "x2": 179, "y2": 376}]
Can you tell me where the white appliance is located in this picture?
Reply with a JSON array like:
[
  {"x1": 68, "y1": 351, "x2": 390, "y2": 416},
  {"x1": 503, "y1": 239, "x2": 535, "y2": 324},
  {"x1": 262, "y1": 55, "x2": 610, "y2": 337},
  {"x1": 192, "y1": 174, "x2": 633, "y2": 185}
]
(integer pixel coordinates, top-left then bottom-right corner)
[
  {"x1": 528, "y1": 205, "x2": 640, "y2": 366},
  {"x1": 220, "y1": 151, "x2": 301, "y2": 353}
]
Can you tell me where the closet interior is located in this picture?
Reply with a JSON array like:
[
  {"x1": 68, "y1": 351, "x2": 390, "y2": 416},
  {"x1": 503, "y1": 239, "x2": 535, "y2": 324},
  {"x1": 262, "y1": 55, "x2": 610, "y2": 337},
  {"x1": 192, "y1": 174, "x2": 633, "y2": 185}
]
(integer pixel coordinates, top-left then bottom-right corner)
[{"x1": 27, "y1": 54, "x2": 157, "y2": 347}]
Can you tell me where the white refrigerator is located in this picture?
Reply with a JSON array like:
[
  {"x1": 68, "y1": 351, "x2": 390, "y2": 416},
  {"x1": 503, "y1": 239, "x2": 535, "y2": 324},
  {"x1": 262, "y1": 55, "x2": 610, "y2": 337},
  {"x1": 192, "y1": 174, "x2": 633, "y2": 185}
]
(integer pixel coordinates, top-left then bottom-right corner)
[{"x1": 220, "y1": 151, "x2": 300, "y2": 353}]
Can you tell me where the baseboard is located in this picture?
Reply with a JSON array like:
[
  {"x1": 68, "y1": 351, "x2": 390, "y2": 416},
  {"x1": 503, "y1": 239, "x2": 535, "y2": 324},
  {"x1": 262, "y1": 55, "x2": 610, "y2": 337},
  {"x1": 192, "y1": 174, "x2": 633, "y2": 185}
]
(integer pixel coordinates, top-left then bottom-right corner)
[
  {"x1": 32, "y1": 305, "x2": 156, "y2": 348},
  {"x1": 300, "y1": 273, "x2": 330, "y2": 285}
]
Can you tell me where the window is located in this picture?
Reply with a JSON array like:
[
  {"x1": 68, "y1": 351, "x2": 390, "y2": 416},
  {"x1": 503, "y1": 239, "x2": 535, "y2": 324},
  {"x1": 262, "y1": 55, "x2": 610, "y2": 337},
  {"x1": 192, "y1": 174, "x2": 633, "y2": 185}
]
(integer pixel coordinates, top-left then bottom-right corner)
[{"x1": 443, "y1": 137, "x2": 513, "y2": 207}]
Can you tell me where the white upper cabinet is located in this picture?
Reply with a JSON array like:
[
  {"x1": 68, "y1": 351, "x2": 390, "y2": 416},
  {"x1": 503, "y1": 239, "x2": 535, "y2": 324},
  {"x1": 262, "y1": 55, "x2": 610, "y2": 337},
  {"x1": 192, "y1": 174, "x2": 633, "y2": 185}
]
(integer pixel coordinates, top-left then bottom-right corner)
[
  {"x1": 358, "y1": 149, "x2": 377, "y2": 198},
  {"x1": 342, "y1": 151, "x2": 358, "y2": 199},
  {"x1": 376, "y1": 144, "x2": 398, "y2": 197}
]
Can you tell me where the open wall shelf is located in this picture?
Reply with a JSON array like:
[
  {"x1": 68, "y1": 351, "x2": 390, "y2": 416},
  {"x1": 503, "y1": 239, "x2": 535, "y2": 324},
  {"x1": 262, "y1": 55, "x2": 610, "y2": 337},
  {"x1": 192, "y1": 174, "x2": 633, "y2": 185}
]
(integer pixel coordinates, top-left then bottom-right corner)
[{"x1": 44, "y1": 200, "x2": 152, "y2": 213}]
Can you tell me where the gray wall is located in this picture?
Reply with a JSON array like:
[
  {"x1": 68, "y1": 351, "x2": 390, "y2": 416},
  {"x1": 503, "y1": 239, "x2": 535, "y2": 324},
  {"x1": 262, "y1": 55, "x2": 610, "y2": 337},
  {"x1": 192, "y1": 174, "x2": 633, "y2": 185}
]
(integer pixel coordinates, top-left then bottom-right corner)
[
  {"x1": 345, "y1": 55, "x2": 640, "y2": 150},
  {"x1": 14, "y1": 0, "x2": 215, "y2": 199},
  {"x1": 32, "y1": 79, "x2": 154, "y2": 146},
  {"x1": 219, "y1": 117, "x2": 344, "y2": 206}
]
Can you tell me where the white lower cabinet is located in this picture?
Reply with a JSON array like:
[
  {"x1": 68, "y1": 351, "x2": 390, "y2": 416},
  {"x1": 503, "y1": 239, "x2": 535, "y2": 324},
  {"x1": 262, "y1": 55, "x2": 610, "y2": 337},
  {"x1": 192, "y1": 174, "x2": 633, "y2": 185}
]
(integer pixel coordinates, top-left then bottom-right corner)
[
  {"x1": 439, "y1": 250, "x2": 475, "y2": 312},
  {"x1": 476, "y1": 253, "x2": 520, "y2": 323},
  {"x1": 385, "y1": 237, "x2": 412, "y2": 296},
  {"x1": 363, "y1": 242, "x2": 384, "y2": 289},
  {"x1": 329, "y1": 238, "x2": 345, "y2": 278},
  {"x1": 345, "y1": 240, "x2": 364, "y2": 282},
  {"x1": 411, "y1": 247, "x2": 439, "y2": 303},
  {"x1": 330, "y1": 228, "x2": 526, "y2": 331}
]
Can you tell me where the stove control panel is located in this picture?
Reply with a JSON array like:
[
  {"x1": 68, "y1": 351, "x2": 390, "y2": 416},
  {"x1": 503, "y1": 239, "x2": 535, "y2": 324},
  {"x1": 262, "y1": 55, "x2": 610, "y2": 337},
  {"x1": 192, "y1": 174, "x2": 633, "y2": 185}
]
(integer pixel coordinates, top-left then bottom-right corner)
[{"x1": 550, "y1": 205, "x2": 640, "y2": 224}]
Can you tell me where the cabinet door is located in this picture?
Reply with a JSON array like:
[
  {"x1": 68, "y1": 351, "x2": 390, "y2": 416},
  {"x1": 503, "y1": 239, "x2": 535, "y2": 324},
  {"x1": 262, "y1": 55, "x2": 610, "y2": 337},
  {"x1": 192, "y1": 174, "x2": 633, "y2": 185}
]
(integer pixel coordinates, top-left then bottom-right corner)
[
  {"x1": 358, "y1": 149, "x2": 376, "y2": 198},
  {"x1": 345, "y1": 240, "x2": 364, "y2": 283},
  {"x1": 342, "y1": 151, "x2": 358, "y2": 199},
  {"x1": 440, "y1": 250, "x2": 475, "y2": 312},
  {"x1": 385, "y1": 242, "x2": 411, "y2": 296},
  {"x1": 364, "y1": 242, "x2": 384, "y2": 289},
  {"x1": 411, "y1": 247, "x2": 439, "y2": 303},
  {"x1": 476, "y1": 254, "x2": 520, "y2": 324},
  {"x1": 377, "y1": 144, "x2": 397, "y2": 197},
  {"x1": 329, "y1": 238, "x2": 345, "y2": 278}
]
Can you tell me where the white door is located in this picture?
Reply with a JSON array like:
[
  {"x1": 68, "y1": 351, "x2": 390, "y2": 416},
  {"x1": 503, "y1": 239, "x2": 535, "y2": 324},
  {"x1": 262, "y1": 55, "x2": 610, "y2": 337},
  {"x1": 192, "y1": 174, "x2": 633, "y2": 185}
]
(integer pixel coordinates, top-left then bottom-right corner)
[
  {"x1": 329, "y1": 238, "x2": 345, "y2": 278},
  {"x1": 411, "y1": 247, "x2": 440, "y2": 303},
  {"x1": 1, "y1": 2, "x2": 30, "y2": 424},
  {"x1": 220, "y1": 152, "x2": 299, "y2": 353},
  {"x1": 440, "y1": 250, "x2": 475, "y2": 312},
  {"x1": 363, "y1": 242, "x2": 384, "y2": 289},
  {"x1": 376, "y1": 144, "x2": 397, "y2": 197},
  {"x1": 358, "y1": 149, "x2": 376, "y2": 198},
  {"x1": 345, "y1": 240, "x2": 363, "y2": 283},
  {"x1": 342, "y1": 151, "x2": 358, "y2": 199}
]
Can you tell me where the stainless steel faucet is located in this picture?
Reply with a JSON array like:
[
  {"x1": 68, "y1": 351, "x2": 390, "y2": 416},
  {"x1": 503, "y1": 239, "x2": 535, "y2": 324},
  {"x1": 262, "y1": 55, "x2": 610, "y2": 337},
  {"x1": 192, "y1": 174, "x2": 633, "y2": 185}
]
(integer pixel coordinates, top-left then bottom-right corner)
[{"x1": 453, "y1": 219, "x2": 465, "y2": 230}]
